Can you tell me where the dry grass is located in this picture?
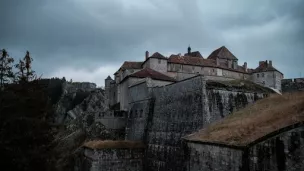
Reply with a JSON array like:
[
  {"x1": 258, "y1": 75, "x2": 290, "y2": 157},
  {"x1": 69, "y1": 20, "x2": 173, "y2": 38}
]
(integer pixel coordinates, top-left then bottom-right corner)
[
  {"x1": 206, "y1": 79, "x2": 274, "y2": 93},
  {"x1": 83, "y1": 140, "x2": 145, "y2": 149},
  {"x1": 184, "y1": 92, "x2": 304, "y2": 146}
]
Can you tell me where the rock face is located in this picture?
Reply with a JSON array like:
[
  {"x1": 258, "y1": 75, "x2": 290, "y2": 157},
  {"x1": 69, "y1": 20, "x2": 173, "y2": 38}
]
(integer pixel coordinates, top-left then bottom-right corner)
[{"x1": 52, "y1": 82, "x2": 97, "y2": 124}]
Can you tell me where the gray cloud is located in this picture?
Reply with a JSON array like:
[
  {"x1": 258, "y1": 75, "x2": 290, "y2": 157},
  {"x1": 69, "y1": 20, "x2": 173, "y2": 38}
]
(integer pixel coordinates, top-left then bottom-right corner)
[{"x1": 1, "y1": 0, "x2": 304, "y2": 85}]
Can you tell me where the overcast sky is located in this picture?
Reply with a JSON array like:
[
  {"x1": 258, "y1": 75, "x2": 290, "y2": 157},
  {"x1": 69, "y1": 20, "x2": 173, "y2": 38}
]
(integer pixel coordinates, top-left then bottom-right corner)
[{"x1": 1, "y1": 0, "x2": 303, "y2": 86}]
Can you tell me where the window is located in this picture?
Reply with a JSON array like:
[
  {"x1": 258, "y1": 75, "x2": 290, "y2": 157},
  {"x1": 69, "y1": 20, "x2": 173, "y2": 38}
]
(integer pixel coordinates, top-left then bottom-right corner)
[
  {"x1": 257, "y1": 74, "x2": 259, "y2": 78},
  {"x1": 262, "y1": 73, "x2": 264, "y2": 77},
  {"x1": 158, "y1": 59, "x2": 161, "y2": 64},
  {"x1": 263, "y1": 81, "x2": 265, "y2": 85}
]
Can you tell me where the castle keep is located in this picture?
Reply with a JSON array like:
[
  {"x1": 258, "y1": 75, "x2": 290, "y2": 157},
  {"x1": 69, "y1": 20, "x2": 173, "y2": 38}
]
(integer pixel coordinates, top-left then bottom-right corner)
[{"x1": 105, "y1": 46, "x2": 283, "y2": 112}]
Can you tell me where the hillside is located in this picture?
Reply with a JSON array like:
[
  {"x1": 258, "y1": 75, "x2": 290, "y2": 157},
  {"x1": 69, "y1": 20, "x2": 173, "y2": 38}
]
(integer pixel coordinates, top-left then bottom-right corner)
[{"x1": 184, "y1": 92, "x2": 304, "y2": 147}]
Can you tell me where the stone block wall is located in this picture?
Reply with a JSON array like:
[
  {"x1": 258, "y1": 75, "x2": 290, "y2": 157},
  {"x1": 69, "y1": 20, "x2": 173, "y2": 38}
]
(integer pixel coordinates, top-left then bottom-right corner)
[
  {"x1": 80, "y1": 147, "x2": 144, "y2": 171},
  {"x1": 206, "y1": 89, "x2": 264, "y2": 123},
  {"x1": 184, "y1": 124, "x2": 304, "y2": 171},
  {"x1": 248, "y1": 124, "x2": 304, "y2": 171},
  {"x1": 185, "y1": 143, "x2": 243, "y2": 171},
  {"x1": 282, "y1": 78, "x2": 304, "y2": 93},
  {"x1": 126, "y1": 76, "x2": 269, "y2": 171}
]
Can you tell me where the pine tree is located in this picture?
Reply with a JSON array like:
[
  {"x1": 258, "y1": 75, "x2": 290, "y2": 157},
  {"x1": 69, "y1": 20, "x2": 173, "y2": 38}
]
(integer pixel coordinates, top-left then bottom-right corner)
[
  {"x1": 15, "y1": 59, "x2": 27, "y2": 83},
  {"x1": 0, "y1": 49, "x2": 15, "y2": 89},
  {"x1": 15, "y1": 51, "x2": 37, "y2": 83},
  {"x1": 24, "y1": 51, "x2": 35, "y2": 81}
]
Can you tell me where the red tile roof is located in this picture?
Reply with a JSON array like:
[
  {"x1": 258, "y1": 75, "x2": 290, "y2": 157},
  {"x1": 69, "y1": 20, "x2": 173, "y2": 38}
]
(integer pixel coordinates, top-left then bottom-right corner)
[
  {"x1": 129, "y1": 68, "x2": 175, "y2": 82},
  {"x1": 252, "y1": 61, "x2": 282, "y2": 74},
  {"x1": 121, "y1": 61, "x2": 143, "y2": 70},
  {"x1": 115, "y1": 61, "x2": 143, "y2": 74},
  {"x1": 208, "y1": 46, "x2": 238, "y2": 60},
  {"x1": 168, "y1": 55, "x2": 248, "y2": 73},
  {"x1": 150, "y1": 52, "x2": 167, "y2": 59},
  {"x1": 184, "y1": 51, "x2": 203, "y2": 58}
]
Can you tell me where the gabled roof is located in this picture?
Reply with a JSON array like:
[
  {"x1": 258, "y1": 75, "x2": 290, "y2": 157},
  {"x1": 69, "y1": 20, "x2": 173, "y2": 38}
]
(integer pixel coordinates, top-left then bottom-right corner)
[
  {"x1": 207, "y1": 46, "x2": 238, "y2": 60},
  {"x1": 141, "y1": 52, "x2": 167, "y2": 67},
  {"x1": 184, "y1": 51, "x2": 203, "y2": 58},
  {"x1": 183, "y1": 92, "x2": 304, "y2": 147},
  {"x1": 129, "y1": 68, "x2": 176, "y2": 82},
  {"x1": 168, "y1": 54, "x2": 210, "y2": 66},
  {"x1": 252, "y1": 61, "x2": 282, "y2": 74},
  {"x1": 120, "y1": 61, "x2": 143, "y2": 70},
  {"x1": 115, "y1": 61, "x2": 143, "y2": 74},
  {"x1": 168, "y1": 55, "x2": 248, "y2": 73},
  {"x1": 105, "y1": 75, "x2": 112, "y2": 80},
  {"x1": 150, "y1": 52, "x2": 167, "y2": 60}
]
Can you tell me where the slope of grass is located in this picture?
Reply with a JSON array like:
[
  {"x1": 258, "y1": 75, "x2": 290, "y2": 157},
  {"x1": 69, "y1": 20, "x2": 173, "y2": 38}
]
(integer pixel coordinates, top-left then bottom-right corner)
[{"x1": 184, "y1": 92, "x2": 304, "y2": 146}]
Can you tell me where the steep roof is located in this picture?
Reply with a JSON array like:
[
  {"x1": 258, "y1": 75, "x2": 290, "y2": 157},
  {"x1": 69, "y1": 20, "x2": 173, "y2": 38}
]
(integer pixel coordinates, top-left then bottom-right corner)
[
  {"x1": 120, "y1": 61, "x2": 143, "y2": 70},
  {"x1": 115, "y1": 61, "x2": 143, "y2": 74},
  {"x1": 150, "y1": 52, "x2": 167, "y2": 59},
  {"x1": 184, "y1": 51, "x2": 203, "y2": 58},
  {"x1": 105, "y1": 75, "x2": 112, "y2": 80},
  {"x1": 129, "y1": 68, "x2": 176, "y2": 82},
  {"x1": 252, "y1": 61, "x2": 282, "y2": 74},
  {"x1": 184, "y1": 92, "x2": 304, "y2": 147},
  {"x1": 207, "y1": 46, "x2": 238, "y2": 60},
  {"x1": 168, "y1": 55, "x2": 248, "y2": 73}
]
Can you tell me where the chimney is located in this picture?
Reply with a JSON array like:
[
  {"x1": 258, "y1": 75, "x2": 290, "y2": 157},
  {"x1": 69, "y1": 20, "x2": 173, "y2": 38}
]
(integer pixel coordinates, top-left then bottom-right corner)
[
  {"x1": 244, "y1": 62, "x2": 247, "y2": 72},
  {"x1": 145, "y1": 51, "x2": 149, "y2": 60},
  {"x1": 188, "y1": 46, "x2": 191, "y2": 55},
  {"x1": 269, "y1": 60, "x2": 272, "y2": 67},
  {"x1": 259, "y1": 61, "x2": 263, "y2": 66}
]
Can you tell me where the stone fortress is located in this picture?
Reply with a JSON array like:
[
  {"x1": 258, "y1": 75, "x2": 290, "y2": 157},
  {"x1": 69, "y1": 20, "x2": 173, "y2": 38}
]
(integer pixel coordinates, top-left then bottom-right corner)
[
  {"x1": 75, "y1": 46, "x2": 303, "y2": 171},
  {"x1": 105, "y1": 46, "x2": 283, "y2": 112}
]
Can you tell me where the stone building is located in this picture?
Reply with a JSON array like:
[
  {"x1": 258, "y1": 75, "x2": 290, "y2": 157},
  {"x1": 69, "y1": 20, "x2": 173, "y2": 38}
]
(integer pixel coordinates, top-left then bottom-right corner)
[
  {"x1": 105, "y1": 46, "x2": 283, "y2": 112},
  {"x1": 76, "y1": 140, "x2": 145, "y2": 171},
  {"x1": 183, "y1": 92, "x2": 304, "y2": 171}
]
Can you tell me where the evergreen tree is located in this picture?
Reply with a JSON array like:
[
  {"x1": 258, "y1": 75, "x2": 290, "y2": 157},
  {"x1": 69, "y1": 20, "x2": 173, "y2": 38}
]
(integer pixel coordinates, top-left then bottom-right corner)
[
  {"x1": 0, "y1": 49, "x2": 15, "y2": 88},
  {"x1": 24, "y1": 51, "x2": 35, "y2": 81},
  {"x1": 15, "y1": 59, "x2": 26, "y2": 83},
  {"x1": 15, "y1": 51, "x2": 37, "y2": 83}
]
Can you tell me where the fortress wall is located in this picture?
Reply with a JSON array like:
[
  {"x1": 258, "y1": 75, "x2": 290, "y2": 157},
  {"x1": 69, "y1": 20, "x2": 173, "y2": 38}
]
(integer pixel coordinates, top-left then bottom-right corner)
[
  {"x1": 145, "y1": 76, "x2": 206, "y2": 171},
  {"x1": 126, "y1": 81, "x2": 153, "y2": 141},
  {"x1": 79, "y1": 147, "x2": 144, "y2": 171},
  {"x1": 282, "y1": 77, "x2": 304, "y2": 93},
  {"x1": 126, "y1": 76, "x2": 269, "y2": 171}
]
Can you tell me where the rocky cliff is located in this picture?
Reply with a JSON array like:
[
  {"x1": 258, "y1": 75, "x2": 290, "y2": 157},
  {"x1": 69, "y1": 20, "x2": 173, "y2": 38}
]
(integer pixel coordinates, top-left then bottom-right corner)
[{"x1": 48, "y1": 81, "x2": 120, "y2": 171}]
